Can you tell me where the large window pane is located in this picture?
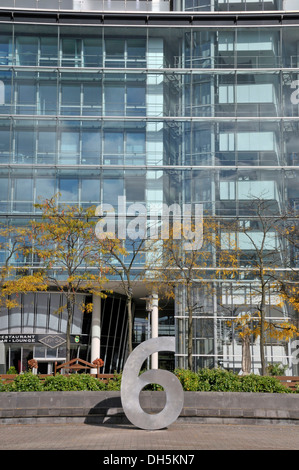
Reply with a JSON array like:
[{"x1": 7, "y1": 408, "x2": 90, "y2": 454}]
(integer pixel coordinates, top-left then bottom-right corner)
[
  {"x1": 103, "y1": 177, "x2": 124, "y2": 206},
  {"x1": 104, "y1": 131, "x2": 124, "y2": 164},
  {"x1": 39, "y1": 83, "x2": 57, "y2": 115},
  {"x1": 127, "y1": 85, "x2": 146, "y2": 116},
  {"x1": 0, "y1": 33, "x2": 12, "y2": 65},
  {"x1": 36, "y1": 178, "x2": 56, "y2": 201},
  {"x1": 59, "y1": 178, "x2": 79, "y2": 203},
  {"x1": 105, "y1": 39, "x2": 125, "y2": 67},
  {"x1": 13, "y1": 177, "x2": 33, "y2": 212},
  {"x1": 40, "y1": 36, "x2": 58, "y2": 66},
  {"x1": 0, "y1": 124, "x2": 11, "y2": 162},
  {"x1": 83, "y1": 83, "x2": 102, "y2": 116},
  {"x1": 0, "y1": 178, "x2": 8, "y2": 212},
  {"x1": 0, "y1": 71, "x2": 12, "y2": 114},
  {"x1": 14, "y1": 127, "x2": 36, "y2": 164},
  {"x1": 81, "y1": 179, "x2": 100, "y2": 205},
  {"x1": 105, "y1": 84, "x2": 125, "y2": 116},
  {"x1": 61, "y1": 83, "x2": 80, "y2": 115},
  {"x1": 16, "y1": 81, "x2": 36, "y2": 115},
  {"x1": 16, "y1": 36, "x2": 38, "y2": 66},
  {"x1": 60, "y1": 131, "x2": 79, "y2": 164},
  {"x1": 82, "y1": 130, "x2": 101, "y2": 164},
  {"x1": 37, "y1": 129, "x2": 57, "y2": 164},
  {"x1": 83, "y1": 38, "x2": 102, "y2": 67},
  {"x1": 61, "y1": 38, "x2": 82, "y2": 67}
]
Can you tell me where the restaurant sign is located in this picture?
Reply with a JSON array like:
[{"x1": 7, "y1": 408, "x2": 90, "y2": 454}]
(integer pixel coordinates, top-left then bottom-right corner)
[{"x1": 0, "y1": 334, "x2": 36, "y2": 344}]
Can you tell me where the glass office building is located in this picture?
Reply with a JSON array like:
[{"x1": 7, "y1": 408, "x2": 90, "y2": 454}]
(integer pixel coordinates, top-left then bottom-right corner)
[{"x1": 0, "y1": 0, "x2": 298, "y2": 375}]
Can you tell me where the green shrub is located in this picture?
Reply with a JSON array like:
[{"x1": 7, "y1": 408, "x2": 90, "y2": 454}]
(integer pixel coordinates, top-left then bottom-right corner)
[
  {"x1": 197, "y1": 368, "x2": 242, "y2": 392},
  {"x1": 266, "y1": 363, "x2": 288, "y2": 376},
  {"x1": 42, "y1": 374, "x2": 107, "y2": 391},
  {"x1": 0, "y1": 368, "x2": 295, "y2": 393},
  {"x1": 0, "y1": 380, "x2": 9, "y2": 392},
  {"x1": 42, "y1": 374, "x2": 74, "y2": 391},
  {"x1": 6, "y1": 366, "x2": 17, "y2": 375},
  {"x1": 174, "y1": 367, "x2": 292, "y2": 393},
  {"x1": 105, "y1": 373, "x2": 122, "y2": 391},
  {"x1": 175, "y1": 368, "x2": 203, "y2": 391},
  {"x1": 5, "y1": 372, "x2": 42, "y2": 392},
  {"x1": 239, "y1": 374, "x2": 292, "y2": 393}
]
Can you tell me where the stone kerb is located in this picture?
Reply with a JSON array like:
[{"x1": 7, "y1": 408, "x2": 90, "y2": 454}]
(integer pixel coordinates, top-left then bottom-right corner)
[{"x1": 0, "y1": 391, "x2": 298, "y2": 425}]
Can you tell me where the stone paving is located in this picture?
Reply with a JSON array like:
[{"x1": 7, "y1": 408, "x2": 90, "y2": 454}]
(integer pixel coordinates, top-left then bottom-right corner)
[{"x1": 0, "y1": 422, "x2": 298, "y2": 451}]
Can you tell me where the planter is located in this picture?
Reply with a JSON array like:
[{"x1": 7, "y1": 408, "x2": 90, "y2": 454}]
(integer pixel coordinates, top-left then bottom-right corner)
[{"x1": 0, "y1": 391, "x2": 298, "y2": 425}]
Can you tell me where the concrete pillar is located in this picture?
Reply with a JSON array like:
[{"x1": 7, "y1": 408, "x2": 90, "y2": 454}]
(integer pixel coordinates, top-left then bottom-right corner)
[
  {"x1": 151, "y1": 293, "x2": 159, "y2": 369},
  {"x1": 91, "y1": 294, "x2": 101, "y2": 373}
]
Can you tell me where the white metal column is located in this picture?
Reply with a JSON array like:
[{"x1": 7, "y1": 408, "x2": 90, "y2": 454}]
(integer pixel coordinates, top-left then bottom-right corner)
[
  {"x1": 151, "y1": 293, "x2": 159, "y2": 369},
  {"x1": 91, "y1": 293, "x2": 101, "y2": 372}
]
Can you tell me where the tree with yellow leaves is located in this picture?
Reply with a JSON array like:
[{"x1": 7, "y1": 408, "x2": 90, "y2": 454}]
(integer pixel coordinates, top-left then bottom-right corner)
[
  {"x1": 147, "y1": 211, "x2": 239, "y2": 371},
  {"x1": 29, "y1": 195, "x2": 112, "y2": 363},
  {"x1": 0, "y1": 224, "x2": 48, "y2": 312},
  {"x1": 98, "y1": 236, "x2": 148, "y2": 356},
  {"x1": 276, "y1": 209, "x2": 299, "y2": 315},
  {"x1": 229, "y1": 198, "x2": 299, "y2": 375}
]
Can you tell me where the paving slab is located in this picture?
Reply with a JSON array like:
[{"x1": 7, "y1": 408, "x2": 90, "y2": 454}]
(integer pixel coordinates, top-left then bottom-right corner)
[{"x1": 0, "y1": 421, "x2": 298, "y2": 452}]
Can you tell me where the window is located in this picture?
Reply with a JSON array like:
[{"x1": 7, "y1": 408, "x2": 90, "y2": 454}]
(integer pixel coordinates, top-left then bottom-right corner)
[
  {"x1": 104, "y1": 131, "x2": 124, "y2": 164},
  {"x1": 61, "y1": 38, "x2": 82, "y2": 67},
  {"x1": 0, "y1": 126, "x2": 10, "y2": 161},
  {"x1": 103, "y1": 177, "x2": 124, "y2": 206},
  {"x1": 40, "y1": 37, "x2": 58, "y2": 66},
  {"x1": 13, "y1": 178, "x2": 33, "y2": 212},
  {"x1": 127, "y1": 39, "x2": 146, "y2": 68},
  {"x1": 36, "y1": 178, "x2": 56, "y2": 202},
  {"x1": 60, "y1": 131, "x2": 79, "y2": 164},
  {"x1": 59, "y1": 178, "x2": 79, "y2": 203},
  {"x1": 125, "y1": 172, "x2": 146, "y2": 202},
  {"x1": 83, "y1": 38, "x2": 102, "y2": 67},
  {"x1": 61, "y1": 83, "x2": 80, "y2": 115},
  {"x1": 105, "y1": 39, "x2": 125, "y2": 67},
  {"x1": 83, "y1": 83, "x2": 102, "y2": 116},
  {"x1": 17, "y1": 37, "x2": 38, "y2": 66},
  {"x1": 37, "y1": 130, "x2": 56, "y2": 163},
  {"x1": 17, "y1": 83, "x2": 36, "y2": 115},
  {"x1": 127, "y1": 85, "x2": 146, "y2": 116},
  {"x1": 39, "y1": 83, "x2": 57, "y2": 115},
  {"x1": 0, "y1": 34, "x2": 12, "y2": 65},
  {"x1": 105, "y1": 84, "x2": 125, "y2": 116},
  {"x1": 81, "y1": 179, "x2": 100, "y2": 205},
  {"x1": 15, "y1": 128, "x2": 36, "y2": 163},
  {"x1": 0, "y1": 178, "x2": 8, "y2": 212},
  {"x1": 126, "y1": 131, "x2": 146, "y2": 164},
  {"x1": 82, "y1": 130, "x2": 101, "y2": 164}
]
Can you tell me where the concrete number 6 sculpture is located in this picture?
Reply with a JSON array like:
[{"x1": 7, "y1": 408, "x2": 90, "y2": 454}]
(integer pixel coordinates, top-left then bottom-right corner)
[{"x1": 120, "y1": 336, "x2": 184, "y2": 430}]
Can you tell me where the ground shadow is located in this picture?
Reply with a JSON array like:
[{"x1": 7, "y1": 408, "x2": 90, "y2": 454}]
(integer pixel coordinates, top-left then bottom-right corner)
[
  {"x1": 84, "y1": 395, "x2": 168, "y2": 430},
  {"x1": 84, "y1": 396, "x2": 132, "y2": 428}
]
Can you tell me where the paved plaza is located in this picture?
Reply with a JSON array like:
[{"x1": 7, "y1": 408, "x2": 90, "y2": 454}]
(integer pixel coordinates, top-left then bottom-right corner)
[{"x1": 0, "y1": 421, "x2": 298, "y2": 451}]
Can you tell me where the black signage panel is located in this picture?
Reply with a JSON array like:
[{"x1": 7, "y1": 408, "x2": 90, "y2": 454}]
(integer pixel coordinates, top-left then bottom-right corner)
[{"x1": 0, "y1": 334, "x2": 36, "y2": 343}]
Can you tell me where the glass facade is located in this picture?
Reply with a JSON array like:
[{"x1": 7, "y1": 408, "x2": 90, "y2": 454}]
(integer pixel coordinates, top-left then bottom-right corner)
[{"x1": 0, "y1": 2, "x2": 298, "y2": 374}]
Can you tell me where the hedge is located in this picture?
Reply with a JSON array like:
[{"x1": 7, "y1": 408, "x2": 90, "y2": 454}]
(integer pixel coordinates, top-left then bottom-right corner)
[
  {"x1": 0, "y1": 368, "x2": 297, "y2": 393},
  {"x1": 174, "y1": 368, "x2": 295, "y2": 393}
]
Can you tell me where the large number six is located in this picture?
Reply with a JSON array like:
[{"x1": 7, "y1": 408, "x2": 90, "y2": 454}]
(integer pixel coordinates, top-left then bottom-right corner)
[{"x1": 120, "y1": 337, "x2": 184, "y2": 430}]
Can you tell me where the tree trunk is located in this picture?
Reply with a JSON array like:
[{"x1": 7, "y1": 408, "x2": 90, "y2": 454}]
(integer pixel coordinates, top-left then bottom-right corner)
[
  {"x1": 66, "y1": 294, "x2": 74, "y2": 364},
  {"x1": 187, "y1": 285, "x2": 193, "y2": 371},
  {"x1": 127, "y1": 295, "x2": 133, "y2": 355},
  {"x1": 188, "y1": 307, "x2": 193, "y2": 371},
  {"x1": 242, "y1": 335, "x2": 251, "y2": 375},
  {"x1": 259, "y1": 281, "x2": 267, "y2": 376}
]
